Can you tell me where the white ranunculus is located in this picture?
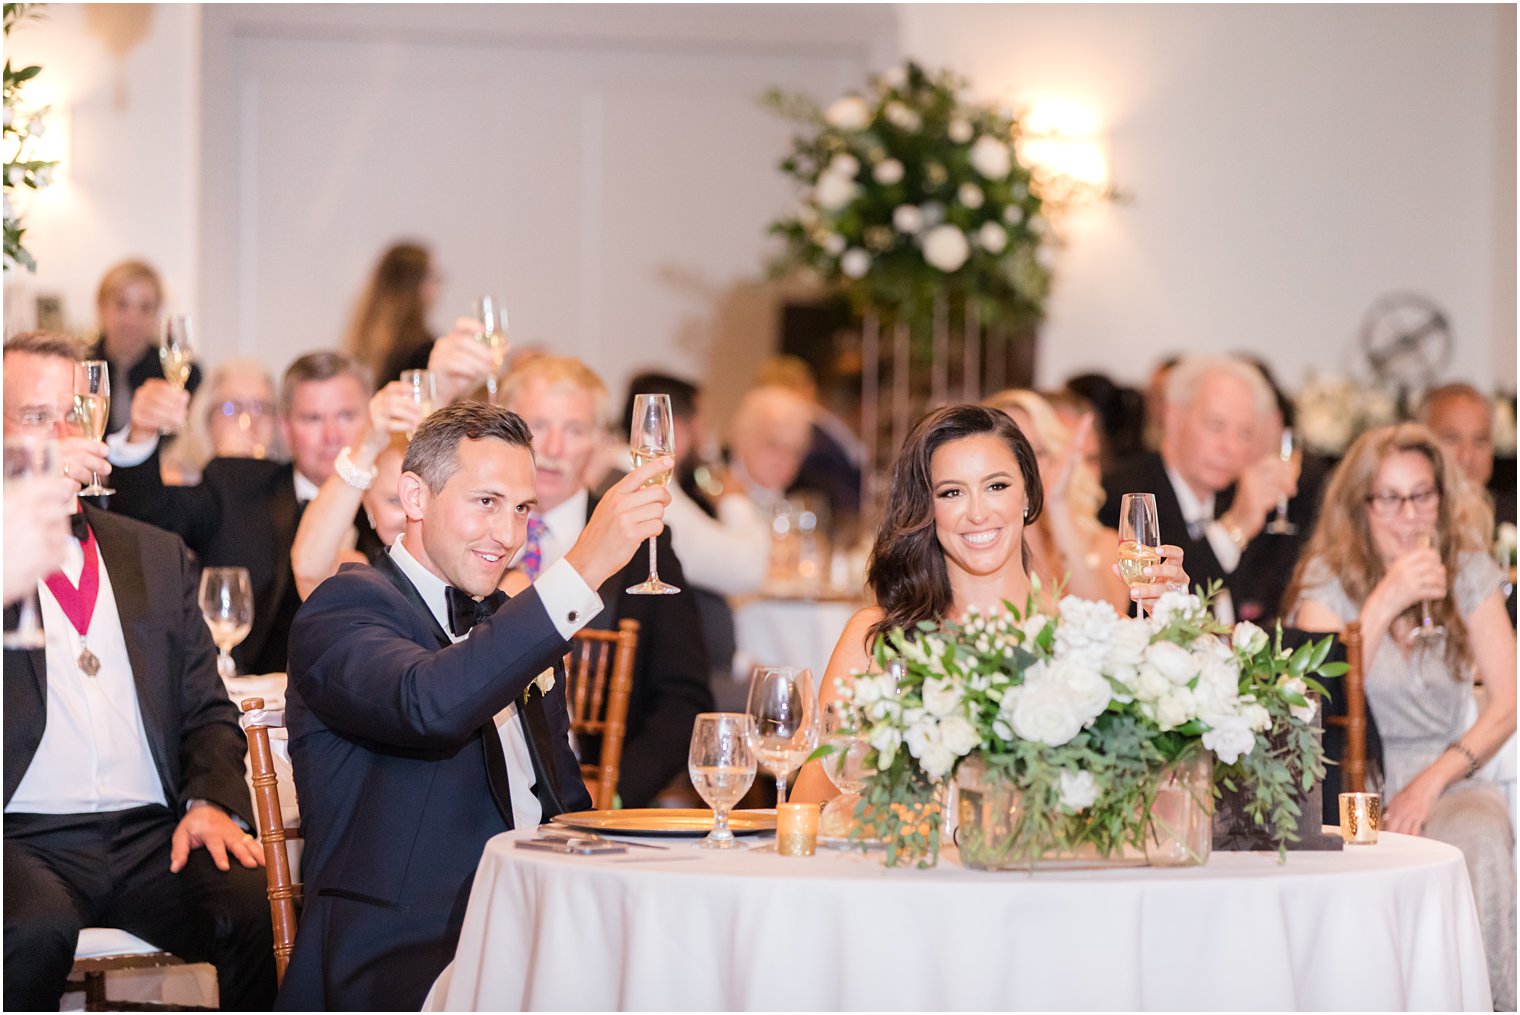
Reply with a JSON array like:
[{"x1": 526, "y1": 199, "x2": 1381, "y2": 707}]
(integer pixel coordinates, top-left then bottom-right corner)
[
  {"x1": 938, "y1": 714, "x2": 981, "y2": 757},
  {"x1": 814, "y1": 172, "x2": 858, "y2": 211},
  {"x1": 873, "y1": 158, "x2": 905, "y2": 185},
  {"x1": 828, "y1": 153, "x2": 861, "y2": 179},
  {"x1": 1202, "y1": 714, "x2": 1257, "y2": 764},
  {"x1": 892, "y1": 204, "x2": 924, "y2": 235},
  {"x1": 820, "y1": 232, "x2": 846, "y2": 256},
  {"x1": 1232, "y1": 621, "x2": 1269, "y2": 656},
  {"x1": 1145, "y1": 641, "x2": 1200, "y2": 686},
  {"x1": 948, "y1": 117, "x2": 974, "y2": 144},
  {"x1": 957, "y1": 182, "x2": 985, "y2": 209},
  {"x1": 824, "y1": 95, "x2": 871, "y2": 131},
  {"x1": 840, "y1": 248, "x2": 871, "y2": 279},
  {"x1": 1279, "y1": 676, "x2": 1318, "y2": 724},
  {"x1": 1106, "y1": 618, "x2": 1152, "y2": 669},
  {"x1": 1058, "y1": 769, "x2": 1101, "y2": 812},
  {"x1": 977, "y1": 221, "x2": 1008, "y2": 254},
  {"x1": 969, "y1": 135, "x2": 1012, "y2": 179},
  {"x1": 1010, "y1": 680, "x2": 1084, "y2": 747},
  {"x1": 869, "y1": 723, "x2": 902, "y2": 765},
  {"x1": 920, "y1": 224, "x2": 971, "y2": 272},
  {"x1": 922, "y1": 676, "x2": 964, "y2": 718}
]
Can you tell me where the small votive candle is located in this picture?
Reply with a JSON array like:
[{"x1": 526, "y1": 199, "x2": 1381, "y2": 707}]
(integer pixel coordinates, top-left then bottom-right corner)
[
  {"x1": 1339, "y1": 792, "x2": 1381, "y2": 845},
  {"x1": 776, "y1": 802, "x2": 819, "y2": 857}
]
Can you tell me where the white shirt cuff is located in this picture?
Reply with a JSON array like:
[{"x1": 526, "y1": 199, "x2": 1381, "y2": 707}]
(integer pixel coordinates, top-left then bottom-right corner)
[
  {"x1": 1204, "y1": 520, "x2": 1243, "y2": 573},
  {"x1": 534, "y1": 557, "x2": 604, "y2": 640},
  {"x1": 107, "y1": 428, "x2": 159, "y2": 467}
]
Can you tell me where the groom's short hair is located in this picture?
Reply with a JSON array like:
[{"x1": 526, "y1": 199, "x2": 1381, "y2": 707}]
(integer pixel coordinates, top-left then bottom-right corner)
[{"x1": 403, "y1": 400, "x2": 535, "y2": 493}]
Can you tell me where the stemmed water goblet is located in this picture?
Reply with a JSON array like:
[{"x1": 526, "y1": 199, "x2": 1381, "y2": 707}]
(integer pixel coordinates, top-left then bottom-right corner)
[
  {"x1": 626, "y1": 393, "x2": 679, "y2": 595},
  {"x1": 688, "y1": 713, "x2": 757, "y2": 850},
  {"x1": 819, "y1": 699, "x2": 874, "y2": 837},
  {"x1": 1116, "y1": 492, "x2": 1161, "y2": 619},
  {"x1": 745, "y1": 665, "x2": 817, "y2": 806},
  {"x1": 199, "y1": 566, "x2": 254, "y2": 680}
]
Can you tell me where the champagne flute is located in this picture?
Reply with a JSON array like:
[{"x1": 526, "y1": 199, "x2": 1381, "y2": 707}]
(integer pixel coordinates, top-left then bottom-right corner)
[
  {"x1": 819, "y1": 699, "x2": 874, "y2": 837},
  {"x1": 1264, "y1": 427, "x2": 1299, "y2": 536},
  {"x1": 159, "y1": 315, "x2": 195, "y2": 435},
  {"x1": 73, "y1": 360, "x2": 114, "y2": 496},
  {"x1": 3, "y1": 435, "x2": 61, "y2": 650},
  {"x1": 1408, "y1": 530, "x2": 1447, "y2": 647},
  {"x1": 626, "y1": 393, "x2": 680, "y2": 595},
  {"x1": 473, "y1": 296, "x2": 509, "y2": 403},
  {"x1": 1116, "y1": 492, "x2": 1162, "y2": 619},
  {"x1": 688, "y1": 713, "x2": 757, "y2": 850},
  {"x1": 399, "y1": 369, "x2": 437, "y2": 438},
  {"x1": 745, "y1": 666, "x2": 817, "y2": 806},
  {"x1": 199, "y1": 566, "x2": 254, "y2": 680}
]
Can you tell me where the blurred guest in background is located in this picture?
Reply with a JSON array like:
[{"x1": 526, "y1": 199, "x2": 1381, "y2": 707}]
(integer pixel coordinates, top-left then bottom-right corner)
[
  {"x1": 756, "y1": 355, "x2": 864, "y2": 526},
  {"x1": 1041, "y1": 388, "x2": 1102, "y2": 478},
  {"x1": 343, "y1": 241, "x2": 441, "y2": 385},
  {"x1": 500, "y1": 356, "x2": 712, "y2": 807},
  {"x1": 87, "y1": 259, "x2": 202, "y2": 436},
  {"x1": 1285, "y1": 423, "x2": 1515, "y2": 1009},
  {"x1": 159, "y1": 359, "x2": 283, "y2": 485},
  {"x1": 1141, "y1": 354, "x2": 1182, "y2": 453},
  {"x1": 727, "y1": 384, "x2": 815, "y2": 513},
  {"x1": 1100, "y1": 355, "x2": 1302, "y2": 625},
  {"x1": 1064, "y1": 371, "x2": 1145, "y2": 477},
  {"x1": 1423, "y1": 383, "x2": 1516, "y2": 528}
]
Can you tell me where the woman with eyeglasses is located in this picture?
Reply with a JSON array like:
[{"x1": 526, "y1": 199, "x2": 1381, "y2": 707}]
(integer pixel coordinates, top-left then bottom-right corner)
[
  {"x1": 1285, "y1": 422, "x2": 1515, "y2": 1009},
  {"x1": 159, "y1": 360, "x2": 283, "y2": 485}
]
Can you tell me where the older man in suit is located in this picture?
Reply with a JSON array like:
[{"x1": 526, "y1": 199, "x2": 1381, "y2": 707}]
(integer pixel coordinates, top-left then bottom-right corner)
[
  {"x1": 279, "y1": 401, "x2": 672, "y2": 1010},
  {"x1": 2, "y1": 332, "x2": 274, "y2": 1010}
]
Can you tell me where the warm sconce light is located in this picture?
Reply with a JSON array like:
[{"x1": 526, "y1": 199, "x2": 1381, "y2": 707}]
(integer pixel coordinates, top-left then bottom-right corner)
[{"x1": 1017, "y1": 101, "x2": 1109, "y2": 212}]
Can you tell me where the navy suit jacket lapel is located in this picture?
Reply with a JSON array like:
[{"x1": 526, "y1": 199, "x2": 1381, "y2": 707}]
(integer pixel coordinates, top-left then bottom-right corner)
[{"x1": 371, "y1": 553, "x2": 450, "y2": 649}]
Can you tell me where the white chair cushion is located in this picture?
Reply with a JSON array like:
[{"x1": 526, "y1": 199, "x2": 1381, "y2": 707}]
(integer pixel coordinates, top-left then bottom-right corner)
[{"x1": 75, "y1": 927, "x2": 166, "y2": 960}]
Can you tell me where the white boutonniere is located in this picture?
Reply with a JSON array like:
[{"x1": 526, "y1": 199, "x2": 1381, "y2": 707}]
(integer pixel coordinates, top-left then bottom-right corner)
[{"x1": 523, "y1": 668, "x2": 556, "y2": 705}]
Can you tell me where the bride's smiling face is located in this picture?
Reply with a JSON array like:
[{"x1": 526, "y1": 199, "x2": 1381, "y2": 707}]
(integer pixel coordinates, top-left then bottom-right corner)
[{"x1": 930, "y1": 434, "x2": 1028, "y2": 579}]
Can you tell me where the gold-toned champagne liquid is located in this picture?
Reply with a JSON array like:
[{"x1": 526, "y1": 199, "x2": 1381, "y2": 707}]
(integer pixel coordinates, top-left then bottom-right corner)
[
  {"x1": 160, "y1": 347, "x2": 193, "y2": 389},
  {"x1": 1116, "y1": 540, "x2": 1162, "y2": 586},
  {"x1": 630, "y1": 446, "x2": 672, "y2": 488},
  {"x1": 73, "y1": 393, "x2": 110, "y2": 442}
]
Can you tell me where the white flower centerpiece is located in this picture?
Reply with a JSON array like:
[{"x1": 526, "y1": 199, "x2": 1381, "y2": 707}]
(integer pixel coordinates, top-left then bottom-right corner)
[{"x1": 828, "y1": 585, "x2": 1344, "y2": 869}]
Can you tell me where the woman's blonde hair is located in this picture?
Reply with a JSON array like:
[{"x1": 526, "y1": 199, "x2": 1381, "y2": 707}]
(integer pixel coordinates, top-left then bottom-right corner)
[
  {"x1": 1283, "y1": 423, "x2": 1493, "y2": 676},
  {"x1": 160, "y1": 359, "x2": 285, "y2": 484},
  {"x1": 985, "y1": 388, "x2": 1105, "y2": 542}
]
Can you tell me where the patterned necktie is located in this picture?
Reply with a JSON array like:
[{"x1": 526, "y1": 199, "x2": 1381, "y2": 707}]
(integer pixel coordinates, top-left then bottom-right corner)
[{"x1": 519, "y1": 516, "x2": 548, "y2": 581}]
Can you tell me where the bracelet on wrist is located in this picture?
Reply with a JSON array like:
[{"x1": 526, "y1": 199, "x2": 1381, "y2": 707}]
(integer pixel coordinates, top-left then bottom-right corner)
[
  {"x1": 334, "y1": 446, "x2": 378, "y2": 491},
  {"x1": 1447, "y1": 740, "x2": 1481, "y2": 780},
  {"x1": 1216, "y1": 513, "x2": 1248, "y2": 551}
]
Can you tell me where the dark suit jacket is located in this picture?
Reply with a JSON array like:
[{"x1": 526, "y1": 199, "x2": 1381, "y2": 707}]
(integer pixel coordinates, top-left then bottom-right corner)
[
  {"x1": 108, "y1": 449, "x2": 372, "y2": 675},
  {"x1": 278, "y1": 553, "x2": 590, "y2": 1011},
  {"x1": 579, "y1": 499, "x2": 713, "y2": 806},
  {"x1": 3, "y1": 506, "x2": 253, "y2": 826},
  {"x1": 1100, "y1": 451, "x2": 1322, "y2": 626}
]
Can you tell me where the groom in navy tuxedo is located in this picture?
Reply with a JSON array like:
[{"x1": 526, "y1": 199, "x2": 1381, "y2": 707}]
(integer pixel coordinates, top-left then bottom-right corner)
[{"x1": 278, "y1": 400, "x2": 673, "y2": 1011}]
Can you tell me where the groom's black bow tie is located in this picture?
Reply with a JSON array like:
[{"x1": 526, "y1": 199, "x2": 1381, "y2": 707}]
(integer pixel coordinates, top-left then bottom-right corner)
[{"x1": 445, "y1": 586, "x2": 507, "y2": 637}]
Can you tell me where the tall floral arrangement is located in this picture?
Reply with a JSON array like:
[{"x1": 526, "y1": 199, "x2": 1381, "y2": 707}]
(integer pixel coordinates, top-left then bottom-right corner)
[
  {"x1": 764, "y1": 61, "x2": 1054, "y2": 352},
  {"x1": 833, "y1": 587, "x2": 1344, "y2": 867},
  {"x1": 4, "y1": 3, "x2": 56, "y2": 273}
]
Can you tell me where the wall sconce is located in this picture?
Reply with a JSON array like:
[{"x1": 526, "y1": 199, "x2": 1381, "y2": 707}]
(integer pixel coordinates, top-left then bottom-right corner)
[{"x1": 1016, "y1": 101, "x2": 1109, "y2": 213}]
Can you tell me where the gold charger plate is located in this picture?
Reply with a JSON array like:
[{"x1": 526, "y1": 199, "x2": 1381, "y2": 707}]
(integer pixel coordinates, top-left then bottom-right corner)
[{"x1": 551, "y1": 808, "x2": 777, "y2": 838}]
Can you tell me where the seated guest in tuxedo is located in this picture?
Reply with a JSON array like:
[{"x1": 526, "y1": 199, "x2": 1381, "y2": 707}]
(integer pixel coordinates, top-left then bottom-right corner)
[
  {"x1": 86, "y1": 260, "x2": 203, "y2": 438},
  {"x1": 501, "y1": 358, "x2": 713, "y2": 807},
  {"x1": 279, "y1": 401, "x2": 672, "y2": 1010},
  {"x1": 3, "y1": 332, "x2": 275, "y2": 1010},
  {"x1": 108, "y1": 351, "x2": 373, "y2": 674},
  {"x1": 1100, "y1": 355, "x2": 1303, "y2": 625},
  {"x1": 1423, "y1": 383, "x2": 1516, "y2": 528},
  {"x1": 158, "y1": 359, "x2": 283, "y2": 486}
]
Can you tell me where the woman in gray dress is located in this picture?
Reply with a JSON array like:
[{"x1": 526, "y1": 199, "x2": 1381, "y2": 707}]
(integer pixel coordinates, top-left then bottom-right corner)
[{"x1": 1286, "y1": 423, "x2": 1516, "y2": 1010}]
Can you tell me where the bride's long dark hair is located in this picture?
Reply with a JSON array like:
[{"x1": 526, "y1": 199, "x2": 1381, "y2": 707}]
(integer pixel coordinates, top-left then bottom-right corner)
[{"x1": 867, "y1": 404, "x2": 1044, "y2": 644}]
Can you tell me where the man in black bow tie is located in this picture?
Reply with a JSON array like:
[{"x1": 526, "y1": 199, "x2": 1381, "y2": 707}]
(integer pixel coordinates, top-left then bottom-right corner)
[{"x1": 278, "y1": 400, "x2": 672, "y2": 1011}]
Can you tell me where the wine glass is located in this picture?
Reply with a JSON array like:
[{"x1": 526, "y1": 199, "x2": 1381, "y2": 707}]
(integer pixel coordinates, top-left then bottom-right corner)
[
  {"x1": 473, "y1": 296, "x2": 509, "y2": 402},
  {"x1": 626, "y1": 393, "x2": 680, "y2": 595},
  {"x1": 199, "y1": 566, "x2": 254, "y2": 680},
  {"x1": 399, "y1": 369, "x2": 437, "y2": 438},
  {"x1": 1264, "y1": 427, "x2": 1299, "y2": 536},
  {"x1": 819, "y1": 699, "x2": 874, "y2": 837},
  {"x1": 73, "y1": 360, "x2": 114, "y2": 496},
  {"x1": 159, "y1": 315, "x2": 195, "y2": 435},
  {"x1": 745, "y1": 666, "x2": 817, "y2": 806},
  {"x1": 1408, "y1": 530, "x2": 1447, "y2": 647},
  {"x1": 688, "y1": 713, "x2": 757, "y2": 850},
  {"x1": 1116, "y1": 492, "x2": 1162, "y2": 619},
  {"x1": 3, "y1": 435, "x2": 61, "y2": 650}
]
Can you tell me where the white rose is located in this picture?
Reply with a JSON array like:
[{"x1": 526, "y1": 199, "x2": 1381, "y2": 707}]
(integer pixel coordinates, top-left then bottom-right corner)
[
  {"x1": 814, "y1": 172, "x2": 858, "y2": 211},
  {"x1": 1058, "y1": 769, "x2": 1100, "y2": 812},
  {"x1": 922, "y1": 676, "x2": 964, "y2": 718},
  {"x1": 1232, "y1": 621, "x2": 1269, "y2": 656},
  {"x1": 533, "y1": 668, "x2": 556, "y2": 697},
  {"x1": 840, "y1": 248, "x2": 871, "y2": 279},
  {"x1": 1144, "y1": 641, "x2": 1200, "y2": 686},
  {"x1": 824, "y1": 95, "x2": 871, "y2": 131},
  {"x1": 820, "y1": 232, "x2": 846, "y2": 256},
  {"x1": 1010, "y1": 680, "x2": 1084, "y2": 747},
  {"x1": 1106, "y1": 618, "x2": 1152, "y2": 669},
  {"x1": 938, "y1": 714, "x2": 981, "y2": 757},
  {"x1": 892, "y1": 204, "x2": 925, "y2": 235},
  {"x1": 1151, "y1": 687, "x2": 1196, "y2": 731},
  {"x1": 920, "y1": 224, "x2": 970, "y2": 273},
  {"x1": 869, "y1": 723, "x2": 902, "y2": 765},
  {"x1": 873, "y1": 158, "x2": 905, "y2": 185},
  {"x1": 1202, "y1": 714, "x2": 1257, "y2": 764},
  {"x1": 948, "y1": 117, "x2": 974, "y2": 144},
  {"x1": 1133, "y1": 665, "x2": 1171, "y2": 703},
  {"x1": 977, "y1": 221, "x2": 1007, "y2": 254},
  {"x1": 919, "y1": 740, "x2": 957, "y2": 781},
  {"x1": 1192, "y1": 655, "x2": 1240, "y2": 721},
  {"x1": 1279, "y1": 676, "x2": 1318, "y2": 724},
  {"x1": 828, "y1": 153, "x2": 860, "y2": 179},
  {"x1": 957, "y1": 182, "x2": 985, "y2": 209},
  {"x1": 884, "y1": 101, "x2": 921, "y2": 132},
  {"x1": 969, "y1": 135, "x2": 1012, "y2": 179}
]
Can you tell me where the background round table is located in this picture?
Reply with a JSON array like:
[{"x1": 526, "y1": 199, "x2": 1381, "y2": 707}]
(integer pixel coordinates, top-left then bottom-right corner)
[{"x1": 424, "y1": 828, "x2": 1492, "y2": 1011}]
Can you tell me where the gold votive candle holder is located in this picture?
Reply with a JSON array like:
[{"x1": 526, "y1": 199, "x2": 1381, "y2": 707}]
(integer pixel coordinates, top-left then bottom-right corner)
[
  {"x1": 1338, "y1": 792, "x2": 1381, "y2": 845},
  {"x1": 776, "y1": 802, "x2": 819, "y2": 857}
]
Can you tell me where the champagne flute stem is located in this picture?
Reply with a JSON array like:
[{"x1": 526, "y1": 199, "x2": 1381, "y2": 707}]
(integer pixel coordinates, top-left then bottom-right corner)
[{"x1": 647, "y1": 536, "x2": 659, "y2": 581}]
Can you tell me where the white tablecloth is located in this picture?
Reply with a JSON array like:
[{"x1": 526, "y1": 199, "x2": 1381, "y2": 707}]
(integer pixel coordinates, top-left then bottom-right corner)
[{"x1": 425, "y1": 829, "x2": 1491, "y2": 1011}]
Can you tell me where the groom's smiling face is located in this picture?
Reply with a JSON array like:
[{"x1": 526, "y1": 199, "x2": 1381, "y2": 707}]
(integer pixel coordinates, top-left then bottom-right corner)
[{"x1": 401, "y1": 437, "x2": 537, "y2": 598}]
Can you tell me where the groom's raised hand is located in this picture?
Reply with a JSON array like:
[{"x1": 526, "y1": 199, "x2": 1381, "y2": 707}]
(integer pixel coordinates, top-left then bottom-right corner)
[{"x1": 563, "y1": 456, "x2": 673, "y2": 589}]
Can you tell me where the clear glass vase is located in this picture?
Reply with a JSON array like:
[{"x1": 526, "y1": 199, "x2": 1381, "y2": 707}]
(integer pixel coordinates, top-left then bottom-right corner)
[{"x1": 1144, "y1": 750, "x2": 1214, "y2": 867}]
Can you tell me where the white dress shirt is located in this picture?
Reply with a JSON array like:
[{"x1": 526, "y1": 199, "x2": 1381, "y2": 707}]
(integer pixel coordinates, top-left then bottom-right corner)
[
  {"x1": 7, "y1": 534, "x2": 168, "y2": 814},
  {"x1": 388, "y1": 534, "x2": 601, "y2": 831}
]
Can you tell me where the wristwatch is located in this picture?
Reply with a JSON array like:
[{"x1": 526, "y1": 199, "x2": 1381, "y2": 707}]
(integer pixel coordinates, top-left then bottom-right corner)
[{"x1": 334, "y1": 446, "x2": 377, "y2": 491}]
